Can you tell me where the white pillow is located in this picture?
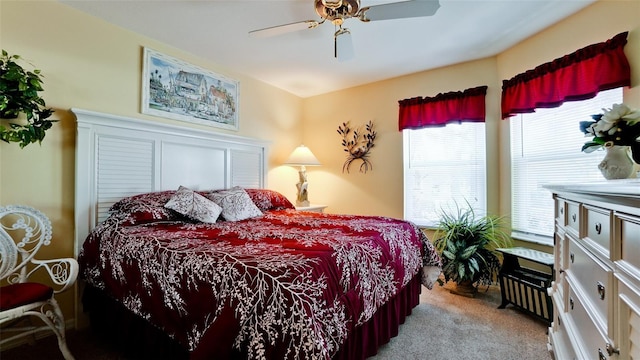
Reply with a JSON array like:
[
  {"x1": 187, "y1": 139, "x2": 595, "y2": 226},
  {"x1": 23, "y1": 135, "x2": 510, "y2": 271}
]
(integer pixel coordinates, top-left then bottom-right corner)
[
  {"x1": 207, "y1": 186, "x2": 263, "y2": 221},
  {"x1": 164, "y1": 186, "x2": 222, "y2": 223}
]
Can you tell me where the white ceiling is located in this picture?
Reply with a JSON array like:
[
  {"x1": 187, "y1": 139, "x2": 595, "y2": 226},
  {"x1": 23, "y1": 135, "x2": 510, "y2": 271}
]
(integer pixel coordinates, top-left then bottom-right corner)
[{"x1": 59, "y1": 0, "x2": 596, "y2": 98}]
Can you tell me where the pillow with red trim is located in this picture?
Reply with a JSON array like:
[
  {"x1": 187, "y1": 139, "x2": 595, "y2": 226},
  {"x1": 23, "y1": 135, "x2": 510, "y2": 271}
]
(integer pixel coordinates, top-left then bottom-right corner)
[{"x1": 245, "y1": 188, "x2": 295, "y2": 212}]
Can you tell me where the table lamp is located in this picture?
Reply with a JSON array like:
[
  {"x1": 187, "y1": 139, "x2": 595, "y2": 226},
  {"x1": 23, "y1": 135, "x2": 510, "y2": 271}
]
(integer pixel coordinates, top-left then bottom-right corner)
[{"x1": 284, "y1": 145, "x2": 321, "y2": 207}]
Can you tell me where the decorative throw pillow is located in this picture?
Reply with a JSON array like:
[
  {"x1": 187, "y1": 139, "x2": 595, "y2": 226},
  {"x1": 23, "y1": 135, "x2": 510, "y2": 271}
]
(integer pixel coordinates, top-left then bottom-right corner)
[
  {"x1": 109, "y1": 190, "x2": 180, "y2": 224},
  {"x1": 206, "y1": 186, "x2": 263, "y2": 221},
  {"x1": 245, "y1": 188, "x2": 295, "y2": 212},
  {"x1": 164, "y1": 186, "x2": 222, "y2": 223},
  {"x1": 109, "y1": 190, "x2": 176, "y2": 213}
]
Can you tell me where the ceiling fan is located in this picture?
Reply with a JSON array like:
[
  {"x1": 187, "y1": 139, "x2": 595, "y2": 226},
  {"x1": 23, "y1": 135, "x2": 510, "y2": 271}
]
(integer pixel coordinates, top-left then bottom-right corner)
[{"x1": 249, "y1": 0, "x2": 440, "y2": 61}]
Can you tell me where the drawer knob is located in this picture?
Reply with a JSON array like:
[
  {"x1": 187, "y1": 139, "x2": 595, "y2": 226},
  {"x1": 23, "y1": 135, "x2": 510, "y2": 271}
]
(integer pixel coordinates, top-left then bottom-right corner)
[
  {"x1": 595, "y1": 222, "x2": 602, "y2": 235},
  {"x1": 606, "y1": 342, "x2": 620, "y2": 356},
  {"x1": 598, "y1": 348, "x2": 607, "y2": 360},
  {"x1": 570, "y1": 253, "x2": 574, "y2": 263},
  {"x1": 560, "y1": 208, "x2": 564, "y2": 215},
  {"x1": 598, "y1": 349, "x2": 607, "y2": 360},
  {"x1": 569, "y1": 297, "x2": 574, "y2": 310},
  {"x1": 597, "y1": 282, "x2": 606, "y2": 300},
  {"x1": 572, "y1": 214, "x2": 577, "y2": 222}
]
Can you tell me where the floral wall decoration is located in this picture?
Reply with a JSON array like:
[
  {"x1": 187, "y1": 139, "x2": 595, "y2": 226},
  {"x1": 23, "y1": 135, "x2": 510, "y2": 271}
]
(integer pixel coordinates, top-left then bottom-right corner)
[{"x1": 337, "y1": 120, "x2": 377, "y2": 173}]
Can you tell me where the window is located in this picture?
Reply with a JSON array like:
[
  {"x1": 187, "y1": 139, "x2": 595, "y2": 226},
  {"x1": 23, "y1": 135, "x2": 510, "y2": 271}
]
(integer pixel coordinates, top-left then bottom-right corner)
[
  {"x1": 510, "y1": 88, "x2": 623, "y2": 242},
  {"x1": 403, "y1": 123, "x2": 486, "y2": 227}
]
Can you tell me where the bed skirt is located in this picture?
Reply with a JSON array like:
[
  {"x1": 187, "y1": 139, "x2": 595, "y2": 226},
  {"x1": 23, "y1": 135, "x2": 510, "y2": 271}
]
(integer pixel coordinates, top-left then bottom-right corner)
[
  {"x1": 333, "y1": 273, "x2": 422, "y2": 359},
  {"x1": 82, "y1": 274, "x2": 422, "y2": 359}
]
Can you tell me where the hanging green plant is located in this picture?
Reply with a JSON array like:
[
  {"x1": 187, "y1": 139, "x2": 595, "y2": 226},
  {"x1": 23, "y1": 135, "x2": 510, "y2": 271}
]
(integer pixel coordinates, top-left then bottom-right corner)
[{"x1": 0, "y1": 50, "x2": 56, "y2": 148}]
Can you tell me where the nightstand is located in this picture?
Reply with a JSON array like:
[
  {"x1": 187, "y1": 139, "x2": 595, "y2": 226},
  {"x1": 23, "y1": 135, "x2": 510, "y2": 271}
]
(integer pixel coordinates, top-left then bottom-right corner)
[{"x1": 295, "y1": 204, "x2": 327, "y2": 213}]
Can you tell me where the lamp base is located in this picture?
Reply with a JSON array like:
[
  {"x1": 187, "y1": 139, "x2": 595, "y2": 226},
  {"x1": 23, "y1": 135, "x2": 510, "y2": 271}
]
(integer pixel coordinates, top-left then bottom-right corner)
[{"x1": 296, "y1": 200, "x2": 310, "y2": 207}]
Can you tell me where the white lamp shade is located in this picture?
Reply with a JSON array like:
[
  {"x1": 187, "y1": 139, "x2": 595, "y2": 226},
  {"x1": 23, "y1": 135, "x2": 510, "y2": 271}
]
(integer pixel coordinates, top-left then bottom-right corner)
[{"x1": 284, "y1": 145, "x2": 321, "y2": 166}]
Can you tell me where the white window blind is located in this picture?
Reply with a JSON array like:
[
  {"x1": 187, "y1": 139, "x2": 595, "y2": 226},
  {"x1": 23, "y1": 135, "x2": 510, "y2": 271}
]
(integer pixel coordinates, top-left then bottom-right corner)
[
  {"x1": 403, "y1": 123, "x2": 487, "y2": 227},
  {"x1": 510, "y1": 88, "x2": 623, "y2": 240}
]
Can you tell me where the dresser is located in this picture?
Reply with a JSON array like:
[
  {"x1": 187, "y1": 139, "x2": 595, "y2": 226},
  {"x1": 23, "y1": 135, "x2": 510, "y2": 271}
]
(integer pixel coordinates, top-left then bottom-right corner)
[{"x1": 544, "y1": 180, "x2": 640, "y2": 360}]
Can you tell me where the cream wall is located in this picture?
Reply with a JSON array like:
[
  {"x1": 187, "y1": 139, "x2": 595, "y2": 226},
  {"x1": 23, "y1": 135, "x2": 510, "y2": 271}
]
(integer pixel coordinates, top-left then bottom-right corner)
[
  {"x1": 496, "y1": 0, "x2": 640, "y2": 220},
  {"x1": 302, "y1": 57, "x2": 501, "y2": 217},
  {"x1": 1, "y1": 0, "x2": 304, "y2": 324},
  {"x1": 302, "y1": 0, "x2": 640, "y2": 225},
  {"x1": 1, "y1": 0, "x2": 639, "y2": 335}
]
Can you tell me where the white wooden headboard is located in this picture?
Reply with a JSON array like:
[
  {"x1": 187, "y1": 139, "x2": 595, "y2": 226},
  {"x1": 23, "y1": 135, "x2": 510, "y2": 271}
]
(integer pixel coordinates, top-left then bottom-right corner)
[{"x1": 73, "y1": 108, "x2": 269, "y2": 257}]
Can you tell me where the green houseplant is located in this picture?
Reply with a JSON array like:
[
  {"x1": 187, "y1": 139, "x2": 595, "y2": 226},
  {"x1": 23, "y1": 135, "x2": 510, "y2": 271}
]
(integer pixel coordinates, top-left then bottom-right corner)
[
  {"x1": 0, "y1": 50, "x2": 55, "y2": 148},
  {"x1": 433, "y1": 203, "x2": 512, "y2": 297}
]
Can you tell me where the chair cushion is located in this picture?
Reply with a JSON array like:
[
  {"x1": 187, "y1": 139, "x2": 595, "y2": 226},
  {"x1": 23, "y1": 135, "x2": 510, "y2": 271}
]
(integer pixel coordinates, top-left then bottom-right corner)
[{"x1": 0, "y1": 283, "x2": 54, "y2": 311}]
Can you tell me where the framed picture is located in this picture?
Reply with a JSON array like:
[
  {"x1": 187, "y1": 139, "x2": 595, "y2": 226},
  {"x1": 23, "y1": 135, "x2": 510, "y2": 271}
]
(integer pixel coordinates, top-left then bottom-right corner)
[{"x1": 141, "y1": 47, "x2": 239, "y2": 131}]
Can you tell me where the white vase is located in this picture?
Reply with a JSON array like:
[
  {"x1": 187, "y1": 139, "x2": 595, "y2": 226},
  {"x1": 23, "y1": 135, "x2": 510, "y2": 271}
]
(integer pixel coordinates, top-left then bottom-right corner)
[{"x1": 598, "y1": 145, "x2": 635, "y2": 180}]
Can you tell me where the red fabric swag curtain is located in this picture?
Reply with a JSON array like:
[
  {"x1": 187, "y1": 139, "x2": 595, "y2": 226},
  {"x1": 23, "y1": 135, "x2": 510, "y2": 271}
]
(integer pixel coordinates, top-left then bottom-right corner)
[
  {"x1": 398, "y1": 86, "x2": 488, "y2": 131},
  {"x1": 501, "y1": 31, "x2": 630, "y2": 119}
]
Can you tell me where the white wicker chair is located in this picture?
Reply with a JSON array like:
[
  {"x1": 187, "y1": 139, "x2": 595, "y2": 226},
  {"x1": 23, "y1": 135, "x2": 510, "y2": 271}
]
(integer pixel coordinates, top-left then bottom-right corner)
[{"x1": 0, "y1": 205, "x2": 78, "y2": 360}]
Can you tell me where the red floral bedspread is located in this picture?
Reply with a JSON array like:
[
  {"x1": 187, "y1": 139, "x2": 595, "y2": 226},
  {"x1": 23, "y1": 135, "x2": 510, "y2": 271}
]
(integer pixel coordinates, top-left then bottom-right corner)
[{"x1": 79, "y1": 191, "x2": 441, "y2": 360}]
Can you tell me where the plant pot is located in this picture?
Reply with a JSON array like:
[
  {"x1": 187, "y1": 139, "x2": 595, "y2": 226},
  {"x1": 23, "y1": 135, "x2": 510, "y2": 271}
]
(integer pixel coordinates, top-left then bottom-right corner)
[{"x1": 450, "y1": 280, "x2": 478, "y2": 298}]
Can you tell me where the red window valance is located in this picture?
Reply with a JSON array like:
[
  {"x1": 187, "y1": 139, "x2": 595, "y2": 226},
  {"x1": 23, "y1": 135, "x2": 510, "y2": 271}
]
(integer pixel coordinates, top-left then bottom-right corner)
[
  {"x1": 501, "y1": 31, "x2": 630, "y2": 119},
  {"x1": 398, "y1": 86, "x2": 488, "y2": 131}
]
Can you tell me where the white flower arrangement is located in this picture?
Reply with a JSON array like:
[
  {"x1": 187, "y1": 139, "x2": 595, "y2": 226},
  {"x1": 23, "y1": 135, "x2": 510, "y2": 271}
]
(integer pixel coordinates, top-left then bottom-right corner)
[{"x1": 580, "y1": 103, "x2": 640, "y2": 163}]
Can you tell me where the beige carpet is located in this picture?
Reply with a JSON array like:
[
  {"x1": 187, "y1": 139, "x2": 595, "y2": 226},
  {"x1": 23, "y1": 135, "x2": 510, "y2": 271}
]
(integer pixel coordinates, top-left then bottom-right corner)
[
  {"x1": 1, "y1": 284, "x2": 550, "y2": 360},
  {"x1": 373, "y1": 283, "x2": 551, "y2": 360}
]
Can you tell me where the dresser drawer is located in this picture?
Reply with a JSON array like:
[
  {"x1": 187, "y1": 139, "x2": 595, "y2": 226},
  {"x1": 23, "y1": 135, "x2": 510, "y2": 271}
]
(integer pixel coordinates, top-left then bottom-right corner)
[
  {"x1": 567, "y1": 284, "x2": 614, "y2": 360},
  {"x1": 556, "y1": 198, "x2": 567, "y2": 227},
  {"x1": 584, "y1": 204, "x2": 612, "y2": 257},
  {"x1": 569, "y1": 238, "x2": 612, "y2": 329},
  {"x1": 549, "y1": 312, "x2": 578, "y2": 360},
  {"x1": 566, "y1": 201, "x2": 580, "y2": 238},
  {"x1": 616, "y1": 272, "x2": 640, "y2": 359},
  {"x1": 620, "y1": 213, "x2": 640, "y2": 274}
]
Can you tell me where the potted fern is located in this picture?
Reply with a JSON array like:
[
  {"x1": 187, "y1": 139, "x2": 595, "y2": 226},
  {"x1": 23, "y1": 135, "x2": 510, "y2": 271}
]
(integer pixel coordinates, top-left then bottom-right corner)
[
  {"x1": 0, "y1": 50, "x2": 55, "y2": 148},
  {"x1": 433, "y1": 203, "x2": 512, "y2": 297}
]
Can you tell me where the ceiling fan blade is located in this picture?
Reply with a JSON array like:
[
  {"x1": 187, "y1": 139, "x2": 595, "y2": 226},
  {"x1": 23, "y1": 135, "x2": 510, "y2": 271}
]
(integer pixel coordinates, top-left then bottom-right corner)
[
  {"x1": 249, "y1": 20, "x2": 320, "y2": 38},
  {"x1": 360, "y1": 0, "x2": 440, "y2": 21},
  {"x1": 335, "y1": 29, "x2": 354, "y2": 62}
]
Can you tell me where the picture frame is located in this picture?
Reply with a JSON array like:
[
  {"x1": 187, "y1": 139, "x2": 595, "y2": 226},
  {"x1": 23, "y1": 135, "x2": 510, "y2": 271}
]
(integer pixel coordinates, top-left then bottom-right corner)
[{"x1": 141, "y1": 47, "x2": 239, "y2": 131}]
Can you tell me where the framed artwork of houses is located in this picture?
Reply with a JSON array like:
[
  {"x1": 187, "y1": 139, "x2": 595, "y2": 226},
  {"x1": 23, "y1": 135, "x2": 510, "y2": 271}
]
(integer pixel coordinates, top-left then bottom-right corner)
[{"x1": 141, "y1": 47, "x2": 239, "y2": 131}]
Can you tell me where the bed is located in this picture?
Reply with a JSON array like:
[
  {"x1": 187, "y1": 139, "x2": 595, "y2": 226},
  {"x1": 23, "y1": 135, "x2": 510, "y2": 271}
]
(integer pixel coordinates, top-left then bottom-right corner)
[{"x1": 73, "y1": 109, "x2": 441, "y2": 359}]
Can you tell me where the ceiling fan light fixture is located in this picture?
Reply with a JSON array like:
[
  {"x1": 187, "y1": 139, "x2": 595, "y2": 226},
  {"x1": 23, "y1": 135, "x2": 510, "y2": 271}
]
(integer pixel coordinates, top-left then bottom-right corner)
[
  {"x1": 315, "y1": 0, "x2": 359, "y2": 20},
  {"x1": 322, "y1": 0, "x2": 343, "y2": 9}
]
